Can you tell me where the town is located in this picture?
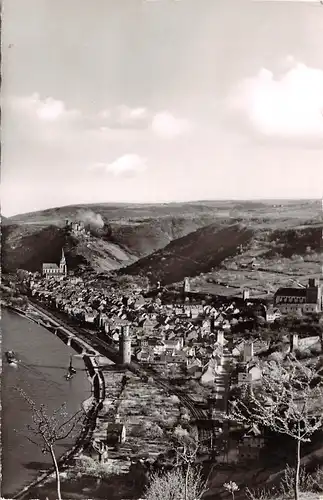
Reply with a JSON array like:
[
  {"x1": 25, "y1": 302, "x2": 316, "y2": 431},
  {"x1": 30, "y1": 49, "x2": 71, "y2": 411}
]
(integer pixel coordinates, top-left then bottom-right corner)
[{"x1": 4, "y1": 240, "x2": 323, "y2": 499}]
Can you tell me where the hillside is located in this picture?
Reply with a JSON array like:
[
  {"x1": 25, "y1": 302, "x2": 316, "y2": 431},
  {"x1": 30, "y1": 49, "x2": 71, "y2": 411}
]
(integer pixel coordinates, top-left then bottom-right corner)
[
  {"x1": 1, "y1": 224, "x2": 137, "y2": 274},
  {"x1": 1, "y1": 204, "x2": 222, "y2": 274},
  {"x1": 120, "y1": 223, "x2": 254, "y2": 285},
  {"x1": 2, "y1": 200, "x2": 321, "y2": 280}
]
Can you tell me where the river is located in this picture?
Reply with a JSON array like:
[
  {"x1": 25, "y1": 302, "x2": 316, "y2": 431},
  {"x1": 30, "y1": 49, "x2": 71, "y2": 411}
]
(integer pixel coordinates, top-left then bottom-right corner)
[{"x1": 1, "y1": 308, "x2": 92, "y2": 498}]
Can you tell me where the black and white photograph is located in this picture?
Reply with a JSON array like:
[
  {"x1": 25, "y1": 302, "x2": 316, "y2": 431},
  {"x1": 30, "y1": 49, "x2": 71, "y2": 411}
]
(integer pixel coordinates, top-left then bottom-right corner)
[{"x1": 1, "y1": 0, "x2": 323, "y2": 499}]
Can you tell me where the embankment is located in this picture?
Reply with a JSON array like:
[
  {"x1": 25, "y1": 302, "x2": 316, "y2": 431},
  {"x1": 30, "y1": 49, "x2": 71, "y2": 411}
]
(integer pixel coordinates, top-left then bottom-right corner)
[{"x1": 8, "y1": 307, "x2": 107, "y2": 500}]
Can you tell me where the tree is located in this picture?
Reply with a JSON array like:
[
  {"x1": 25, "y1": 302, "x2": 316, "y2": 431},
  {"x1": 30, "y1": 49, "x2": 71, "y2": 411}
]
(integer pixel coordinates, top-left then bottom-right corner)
[
  {"x1": 226, "y1": 356, "x2": 323, "y2": 500},
  {"x1": 172, "y1": 425, "x2": 200, "y2": 500},
  {"x1": 16, "y1": 388, "x2": 84, "y2": 500},
  {"x1": 144, "y1": 467, "x2": 205, "y2": 500},
  {"x1": 223, "y1": 481, "x2": 239, "y2": 500},
  {"x1": 145, "y1": 425, "x2": 215, "y2": 500}
]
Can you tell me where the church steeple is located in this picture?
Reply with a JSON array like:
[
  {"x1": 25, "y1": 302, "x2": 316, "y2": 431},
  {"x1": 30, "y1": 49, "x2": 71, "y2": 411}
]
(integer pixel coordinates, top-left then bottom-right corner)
[{"x1": 59, "y1": 248, "x2": 67, "y2": 276}]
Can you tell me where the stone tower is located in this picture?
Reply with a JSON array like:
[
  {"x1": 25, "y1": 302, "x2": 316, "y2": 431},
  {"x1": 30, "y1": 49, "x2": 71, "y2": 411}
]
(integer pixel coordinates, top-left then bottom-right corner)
[
  {"x1": 184, "y1": 277, "x2": 191, "y2": 294},
  {"x1": 243, "y1": 341, "x2": 254, "y2": 363},
  {"x1": 290, "y1": 333, "x2": 299, "y2": 352},
  {"x1": 59, "y1": 248, "x2": 67, "y2": 277},
  {"x1": 120, "y1": 325, "x2": 131, "y2": 364},
  {"x1": 243, "y1": 289, "x2": 250, "y2": 301}
]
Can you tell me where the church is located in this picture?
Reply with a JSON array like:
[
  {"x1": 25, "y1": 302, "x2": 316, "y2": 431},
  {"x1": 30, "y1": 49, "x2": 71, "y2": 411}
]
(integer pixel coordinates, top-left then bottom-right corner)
[
  {"x1": 42, "y1": 249, "x2": 68, "y2": 278},
  {"x1": 274, "y1": 278, "x2": 322, "y2": 315}
]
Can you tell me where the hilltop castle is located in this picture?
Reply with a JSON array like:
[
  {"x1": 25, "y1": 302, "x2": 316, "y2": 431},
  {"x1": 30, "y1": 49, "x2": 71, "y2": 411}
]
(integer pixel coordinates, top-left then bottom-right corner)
[
  {"x1": 65, "y1": 219, "x2": 89, "y2": 236},
  {"x1": 42, "y1": 249, "x2": 67, "y2": 278}
]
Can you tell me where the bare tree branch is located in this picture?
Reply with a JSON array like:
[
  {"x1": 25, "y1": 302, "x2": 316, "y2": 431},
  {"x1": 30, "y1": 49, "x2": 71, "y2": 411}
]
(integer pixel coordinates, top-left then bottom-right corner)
[
  {"x1": 226, "y1": 356, "x2": 323, "y2": 500},
  {"x1": 15, "y1": 387, "x2": 84, "y2": 500}
]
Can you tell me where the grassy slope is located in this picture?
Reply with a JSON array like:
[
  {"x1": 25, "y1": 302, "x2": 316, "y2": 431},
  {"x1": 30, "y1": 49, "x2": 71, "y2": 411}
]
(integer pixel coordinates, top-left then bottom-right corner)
[{"x1": 120, "y1": 223, "x2": 254, "y2": 285}]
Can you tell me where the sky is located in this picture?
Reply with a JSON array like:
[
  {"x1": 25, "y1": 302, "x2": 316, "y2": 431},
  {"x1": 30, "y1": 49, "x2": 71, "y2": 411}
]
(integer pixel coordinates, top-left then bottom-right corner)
[{"x1": 1, "y1": 0, "x2": 323, "y2": 216}]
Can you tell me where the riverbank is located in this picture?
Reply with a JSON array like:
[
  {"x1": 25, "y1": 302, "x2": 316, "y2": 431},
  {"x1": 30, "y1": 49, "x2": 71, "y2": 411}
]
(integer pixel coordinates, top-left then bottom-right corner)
[{"x1": 2, "y1": 306, "x2": 109, "y2": 499}]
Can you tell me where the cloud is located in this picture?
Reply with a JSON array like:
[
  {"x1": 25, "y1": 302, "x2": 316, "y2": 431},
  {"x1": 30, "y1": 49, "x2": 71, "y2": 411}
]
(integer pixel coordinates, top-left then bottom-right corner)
[
  {"x1": 98, "y1": 109, "x2": 111, "y2": 120},
  {"x1": 93, "y1": 154, "x2": 147, "y2": 176},
  {"x1": 151, "y1": 111, "x2": 192, "y2": 139},
  {"x1": 116, "y1": 105, "x2": 148, "y2": 124},
  {"x1": 97, "y1": 105, "x2": 149, "y2": 129},
  {"x1": 98, "y1": 107, "x2": 192, "y2": 137},
  {"x1": 4, "y1": 93, "x2": 82, "y2": 147},
  {"x1": 228, "y1": 62, "x2": 323, "y2": 141},
  {"x1": 10, "y1": 93, "x2": 81, "y2": 122}
]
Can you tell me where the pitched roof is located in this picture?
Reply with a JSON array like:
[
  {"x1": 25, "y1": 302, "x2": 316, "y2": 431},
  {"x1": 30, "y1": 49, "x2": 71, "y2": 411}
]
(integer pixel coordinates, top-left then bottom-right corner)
[
  {"x1": 43, "y1": 263, "x2": 59, "y2": 270},
  {"x1": 275, "y1": 288, "x2": 307, "y2": 297}
]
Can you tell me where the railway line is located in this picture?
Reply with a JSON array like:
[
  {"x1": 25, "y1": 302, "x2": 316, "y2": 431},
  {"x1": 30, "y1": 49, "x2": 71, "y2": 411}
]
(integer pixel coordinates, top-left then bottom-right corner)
[{"x1": 27, "y1": 299, "x2": 218, "y2": 445}]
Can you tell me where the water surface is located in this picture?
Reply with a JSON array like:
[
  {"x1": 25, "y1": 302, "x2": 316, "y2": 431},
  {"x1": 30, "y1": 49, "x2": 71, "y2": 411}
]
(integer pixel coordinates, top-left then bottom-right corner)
[{"x1": 1, "y1": 308, "x2": 91, "y2": 497}]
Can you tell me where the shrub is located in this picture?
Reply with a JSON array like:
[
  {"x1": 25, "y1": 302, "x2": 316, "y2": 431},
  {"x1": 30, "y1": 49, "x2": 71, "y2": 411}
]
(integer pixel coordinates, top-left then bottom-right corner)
[
  {"x1": 268, "y1": 351, "x2": 285, "y2": 363},
  {"x1": 145, "y1": 467, "x2": 205, "y2": 500},
  {"x1": 131, "y1": 421, "x2": 164, "y2": 439},
  {"x1": 66, "y1": 456, "x2": 117, "y2": 480},
  {"x1": 309, "y1": 345, "x2": 321, "y2": 356},
  {"x1": 295, "y1": 349, "x2": 312, "y2": 360}
]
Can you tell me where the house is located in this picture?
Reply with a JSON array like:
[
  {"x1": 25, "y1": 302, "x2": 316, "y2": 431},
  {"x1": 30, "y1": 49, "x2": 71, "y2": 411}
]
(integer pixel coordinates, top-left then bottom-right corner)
[
  {"x1": 141, "y1": 317, "x2": 158, "y2": 333},
  {"x1": 238, "y1": 424, "x2": 265, "y2": 461},
  {"x1": 164, "y1": 338, "x2": 183, "y2": 351},
  {"x1": 136, "y1": 349, "x2": 154, "y2": 363},
  {"x1": 183, "y1": 345, "x2": 196, "y2": 357},
  {"x1": 186, "y1": 330, "x2": 199, "y2": 343},
  {"x1": 214, "y1": 313, "x2": 225, "y2": 327},
  {"x1": 201, "y1": 319, "x2": 213, "y2": 335},
  {"x1": 265, "y1": 307, "x2": 282, "y2": 323},
  {"x1": 106, "y1": 423, "x2": 126, "y2": 446},
  {"x1": 87, "y1": 439, "x2": 109, "y2": 462},
  {"x1": 200, "y1": 363, "x2": 216, "y2": 385},
  {"x1": 237, "y1": 364, "x2": 262, "y2": 385},
  {"x1": 85, "y1": 310, "x2": 97, "y2": 323},
  {"x1": 186, "y1": 356, "x2": 202, "y2": 372}
]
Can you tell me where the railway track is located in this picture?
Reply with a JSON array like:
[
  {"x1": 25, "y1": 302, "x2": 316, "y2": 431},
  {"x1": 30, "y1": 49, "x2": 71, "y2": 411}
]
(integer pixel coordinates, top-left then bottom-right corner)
[
  {"x1": 28, "y1": 300, "x2": 216, "y2": 444},
  {"x1": 29, "y1": 301, "x2": 120, "y2": 361}
]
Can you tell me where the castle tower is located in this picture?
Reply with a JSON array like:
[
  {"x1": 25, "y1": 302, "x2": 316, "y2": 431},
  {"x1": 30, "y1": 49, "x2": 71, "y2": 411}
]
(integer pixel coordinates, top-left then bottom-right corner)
[
  {"x1": 59, "y1": 248, "x2": 67, "y2": 277},
  {"x1": 306, "y1": 278, "x2": 320, "y2": 307},
  {"x1": 243, "y1": 341, "x2": 254, "y2": 363},
  {"x1": 184, "y1": 277, "x2": 191, "y2": 294},
  {"x1": 120, "y1": 325, "x2": 131, "y2": 364},
  {"x1": 217, "y1": 330, "x2": 224, "y2": 347},
  {"x1": 290, "y1": 333, "x2": 299, "y2": 352}
]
